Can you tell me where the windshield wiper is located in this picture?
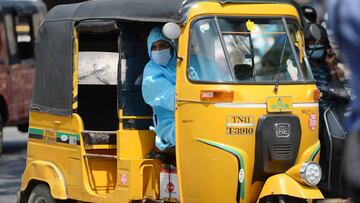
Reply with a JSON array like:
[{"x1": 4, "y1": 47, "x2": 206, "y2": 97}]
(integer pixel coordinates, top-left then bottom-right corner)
[{"x1": 273, "y1": 35, "x2": 288, "y2": 93}]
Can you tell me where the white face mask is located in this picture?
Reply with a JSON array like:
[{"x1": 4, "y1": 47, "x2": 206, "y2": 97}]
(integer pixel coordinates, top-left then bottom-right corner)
[{"x1": 151, "y1": 48, "x2": 171, "y2": 66}]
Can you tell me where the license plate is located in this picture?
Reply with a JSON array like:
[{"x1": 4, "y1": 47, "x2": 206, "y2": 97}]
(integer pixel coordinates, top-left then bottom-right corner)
[{"x1": 267, "y1": 96, "x2": 293, "y2": 112}]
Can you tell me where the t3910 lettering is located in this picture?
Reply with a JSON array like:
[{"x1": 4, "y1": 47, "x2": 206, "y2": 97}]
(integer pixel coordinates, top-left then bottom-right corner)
[{"x1": 226, "y1": 115, "x2": 255, "y2": 135}]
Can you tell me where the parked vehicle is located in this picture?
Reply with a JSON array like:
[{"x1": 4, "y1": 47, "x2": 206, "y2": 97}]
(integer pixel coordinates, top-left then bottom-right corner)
[
  {"x1": 18, "y1": 0, "x2": 324, "y2": 202},
  {"x1": 0, "y1": 0, "x2": 46, "y2": 154}
]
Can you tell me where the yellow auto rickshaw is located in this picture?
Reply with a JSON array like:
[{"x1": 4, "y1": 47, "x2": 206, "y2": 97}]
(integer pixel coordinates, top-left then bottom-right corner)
[{"x1": 18, "y1": 0, "x2": 324, "y2": 202}]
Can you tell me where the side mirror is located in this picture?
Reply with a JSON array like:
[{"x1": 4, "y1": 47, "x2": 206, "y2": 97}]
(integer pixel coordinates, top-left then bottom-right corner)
[
  {"x1": 162, "y1": 22, "x2": 180, "y2": 40},
  {"x1": 301, "y1": 5, "x2": 317, "y2": 24},
  {"x1": 309, "y1": 24, "x2": 322, "y2": 42}
]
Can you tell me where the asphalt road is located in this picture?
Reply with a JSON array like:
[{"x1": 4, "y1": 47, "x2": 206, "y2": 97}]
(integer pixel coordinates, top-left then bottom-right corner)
[{"x1": 0, "y1": 127, "x2": 28, "y2": 203}]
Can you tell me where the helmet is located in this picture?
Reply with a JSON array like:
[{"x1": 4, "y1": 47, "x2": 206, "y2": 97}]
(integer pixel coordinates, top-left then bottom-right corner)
[{"x1": 302, "y1": 5, "x2": 317, "y2": 24}]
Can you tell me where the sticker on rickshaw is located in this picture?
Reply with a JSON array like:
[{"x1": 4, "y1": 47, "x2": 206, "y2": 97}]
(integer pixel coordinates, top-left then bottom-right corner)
[
  {"x1": 120, "y1": 173, "x2": 128, "y2": 185},
  {"x1": 246, "y1": 19, "x2": 256, "y2": 32},
  {"x1": 308, "y1": 114, "x2": 317, "y2": 131},
  {"x1": 200, "y1": 23, "x2": 210, "y2": 33},
  {"x1": 226, "y1": 115, "x2": 255, "y2": 135},
  {"x1": 267, "y1": 96, "x2": 293, "y2": 112},
  {"x1": 238, "y1": 168, "x2": 245, "y2": 183},
  {"x1": 43, "y1": 129, "x2": 56, "y2": 144}
]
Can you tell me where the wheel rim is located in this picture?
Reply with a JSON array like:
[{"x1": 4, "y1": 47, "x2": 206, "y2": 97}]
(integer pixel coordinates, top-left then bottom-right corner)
[{"x1": 33, "y1": 196, "x2": 48, "y2": 203}]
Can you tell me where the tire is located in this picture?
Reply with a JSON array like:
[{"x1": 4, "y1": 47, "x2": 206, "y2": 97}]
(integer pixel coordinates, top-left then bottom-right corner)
[
  {"x1": 28, "y1": 184, "x2": 55, "y2": 203},
  {"x1": 17, "y1": 123, "x2": 29, "y2": 133},
  {"x1": 0, "y1": 114, "x2": 3, "y2": 155},
  {"x1": 260, "y1": 195, "x2": 307, "y2": 203}
]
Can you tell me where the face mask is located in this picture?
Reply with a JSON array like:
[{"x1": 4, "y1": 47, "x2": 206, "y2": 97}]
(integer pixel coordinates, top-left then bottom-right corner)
[
  {"x1": 151, "y1": 49, "x2": 171, "y2": 66},
  {"x1": 307, "y1": 44, "x2": 325, "y2": 59}
]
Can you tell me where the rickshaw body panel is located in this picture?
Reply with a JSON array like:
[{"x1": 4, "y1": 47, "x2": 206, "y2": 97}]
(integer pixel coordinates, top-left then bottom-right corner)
[
  {"x1": 175, "y1": 2, "x2": 321, "y2": 202},
  {"x1": 258, "y1": 174, "x2": 324, "y2": 201},
  {"x1": 24, "y1": 112, "x2": 160, "y2": 202}
]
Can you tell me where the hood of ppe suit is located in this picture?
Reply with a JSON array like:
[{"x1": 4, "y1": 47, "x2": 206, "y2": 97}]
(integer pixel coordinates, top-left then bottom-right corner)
[{"x1": 147, "y1": 27, "x2": 177, "y2": 68}]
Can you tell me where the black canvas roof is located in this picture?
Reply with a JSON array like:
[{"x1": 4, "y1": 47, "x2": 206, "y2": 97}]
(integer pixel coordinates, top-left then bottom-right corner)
[{"x1": 44, "y1": 0, "x2": 303, "y2": 23}]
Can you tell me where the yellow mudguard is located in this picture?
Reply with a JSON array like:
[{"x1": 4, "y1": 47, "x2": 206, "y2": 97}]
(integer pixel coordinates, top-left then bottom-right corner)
[
  {"x1": 21, "y1": 160, "x2": 67, "y2": 200},
  {"x1": 258, "y1": 174, "x2": 324, "y2": 201}
]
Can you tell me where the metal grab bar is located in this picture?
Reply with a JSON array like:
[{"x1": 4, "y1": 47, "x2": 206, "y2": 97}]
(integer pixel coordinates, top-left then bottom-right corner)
[{"x1": 84, "y1": 153, "x2": 117, "y2": 159}]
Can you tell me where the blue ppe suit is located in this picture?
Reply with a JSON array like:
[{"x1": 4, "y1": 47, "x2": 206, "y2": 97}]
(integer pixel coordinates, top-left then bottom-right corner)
[{"x1": 142, "y1": 27, "x2": 177, "y2": 150}]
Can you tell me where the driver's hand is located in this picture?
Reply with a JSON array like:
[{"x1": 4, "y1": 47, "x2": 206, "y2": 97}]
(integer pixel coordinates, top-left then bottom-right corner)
[{"x1": 325, "y1": 48, "x2": 337, "y2": 68}]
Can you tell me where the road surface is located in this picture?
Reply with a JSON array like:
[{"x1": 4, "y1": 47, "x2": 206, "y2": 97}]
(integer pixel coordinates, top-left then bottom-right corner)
[{"x1": 0, "y1": 127, "x2": 28, "y2": 203}]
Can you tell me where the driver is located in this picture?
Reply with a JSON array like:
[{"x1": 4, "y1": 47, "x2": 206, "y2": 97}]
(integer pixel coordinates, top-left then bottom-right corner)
[
  {"x1": 305, "y1": 25, "x2": 345, "y2": 115},
  {"x1": 305, "y1": 25, "x2": 342, "y2": 90},
  {"x1": 142, "y1": 27, "x2": 177, "y2": 151}
]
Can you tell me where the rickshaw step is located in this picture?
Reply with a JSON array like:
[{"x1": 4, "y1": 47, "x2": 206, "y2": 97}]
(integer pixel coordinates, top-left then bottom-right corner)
[{"x1": 83, "y1": 153, "x2": 117, "y2": 159}]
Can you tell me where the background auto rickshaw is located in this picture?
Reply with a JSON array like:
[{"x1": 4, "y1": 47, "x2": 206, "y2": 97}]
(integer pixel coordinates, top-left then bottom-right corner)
[
  {"x1": 19, "y1": 0, "x2": 324, "y2": 202},
  {"x1": 0, "y1": 0, "x2": 46, "y2": 154}
]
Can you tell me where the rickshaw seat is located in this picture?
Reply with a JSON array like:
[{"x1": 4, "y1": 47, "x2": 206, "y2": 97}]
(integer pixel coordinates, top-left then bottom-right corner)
[{"x1": 83, "y1": 130, "x2": 117, "y2": 146}]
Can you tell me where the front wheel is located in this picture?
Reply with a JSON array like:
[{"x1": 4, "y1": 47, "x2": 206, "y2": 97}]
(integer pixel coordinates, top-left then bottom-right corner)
[
  {"x1": 260, "y1": 195, "x2": 307, "y2": 203},
  {"x1": 28, "y1": 184, "x2": 55, "y2": 203}
]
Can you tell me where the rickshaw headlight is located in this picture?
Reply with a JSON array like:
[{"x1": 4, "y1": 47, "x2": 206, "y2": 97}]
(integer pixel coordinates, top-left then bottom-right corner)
[{"x1": 300, "y1": 162, "x2": 322, "y2": 186}]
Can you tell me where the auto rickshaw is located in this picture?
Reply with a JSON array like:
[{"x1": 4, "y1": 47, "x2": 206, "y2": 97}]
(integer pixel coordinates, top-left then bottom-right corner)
[{"x1": 18, "y1": 0, "x2": 324, "y2": 202}]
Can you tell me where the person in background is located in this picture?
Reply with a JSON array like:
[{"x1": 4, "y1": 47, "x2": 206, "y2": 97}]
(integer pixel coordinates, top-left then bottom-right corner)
[
  {"x1": 328, "y1": 0, "x2": 360, "y2": 202},
  {"x1": 305, "y1": 25, "x2": 342, "y2": 97},
  {"x1": 142, "y1": 27, "x2": 177, "y2": 151},
  {"x1": 321, "y1": 12, "x2": 349, "y2": 82}
]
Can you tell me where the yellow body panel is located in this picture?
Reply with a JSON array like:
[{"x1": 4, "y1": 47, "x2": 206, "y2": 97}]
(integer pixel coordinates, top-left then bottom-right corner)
[{"x1": 23, "y1": 111, "x2": 159, "y2": 202}]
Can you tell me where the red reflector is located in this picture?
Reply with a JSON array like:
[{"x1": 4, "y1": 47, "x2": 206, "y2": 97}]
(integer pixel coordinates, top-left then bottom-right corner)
[
  {"x1": 313, "y1": 89, "x2": 321, "y2": 102},
  {"x1": 200, "y1": 90, "x2": 233, "y2": 102}
]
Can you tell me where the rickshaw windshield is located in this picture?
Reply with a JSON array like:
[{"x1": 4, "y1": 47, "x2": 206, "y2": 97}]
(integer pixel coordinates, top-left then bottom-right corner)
[{"x1": 188, "y1": 17, "x2": 312, "y2": 83}]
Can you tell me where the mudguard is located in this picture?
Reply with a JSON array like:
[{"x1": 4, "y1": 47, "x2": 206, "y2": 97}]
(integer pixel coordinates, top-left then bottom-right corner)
[
  {"x1": 21, "y1": 160, "x2": 67, "y2": 200},
  {"x1": 257, "y1": 174, "x2": 324, "y2": 201}
]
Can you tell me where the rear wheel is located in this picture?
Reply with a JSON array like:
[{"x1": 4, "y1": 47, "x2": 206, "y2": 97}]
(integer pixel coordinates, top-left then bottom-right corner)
[
  {"x1": 17, "y1": 123, "x2": 29, "y2": 133},
  {"x1": 28, "y1": 184, "x2": 55, "y2": 203}
]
